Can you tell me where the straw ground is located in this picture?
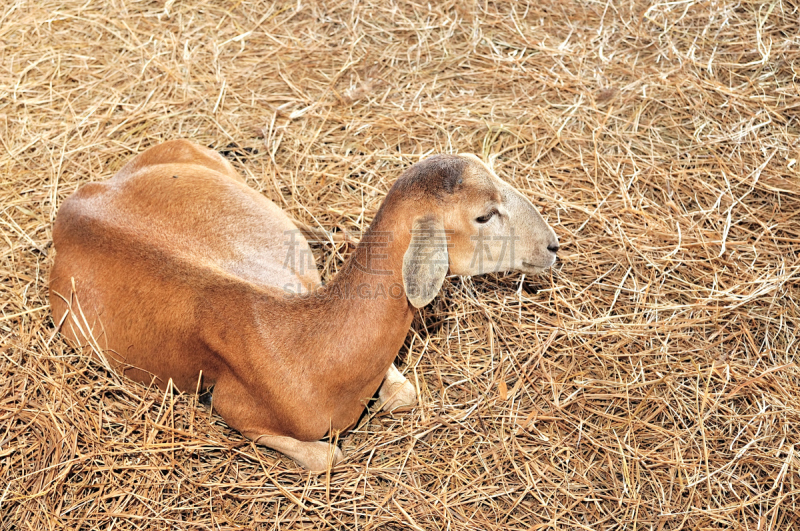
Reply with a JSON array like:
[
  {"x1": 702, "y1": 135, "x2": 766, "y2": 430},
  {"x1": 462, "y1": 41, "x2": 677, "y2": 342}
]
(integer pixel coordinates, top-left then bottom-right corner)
[{"x1": 1, "y1": 0, "x2": 799, "y2": 529}]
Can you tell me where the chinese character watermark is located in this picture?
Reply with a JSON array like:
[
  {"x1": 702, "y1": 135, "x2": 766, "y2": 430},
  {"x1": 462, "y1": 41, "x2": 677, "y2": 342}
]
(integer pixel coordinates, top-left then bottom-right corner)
[
  {"x1": 469, "y1": 227, "x2": 519, "y2": 272},
  {"x1": 282, "y1": 229, "x2": 318, "y2": 275},
  {"x1": 280, "y1": 227, "x2": 524, "y2": 299}
]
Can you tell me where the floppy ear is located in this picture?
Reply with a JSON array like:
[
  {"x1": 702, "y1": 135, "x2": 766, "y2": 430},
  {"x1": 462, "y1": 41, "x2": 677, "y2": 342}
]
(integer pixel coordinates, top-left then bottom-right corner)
[{"x1": 403, "y1": 216, "x2": 449, "y2": 308}]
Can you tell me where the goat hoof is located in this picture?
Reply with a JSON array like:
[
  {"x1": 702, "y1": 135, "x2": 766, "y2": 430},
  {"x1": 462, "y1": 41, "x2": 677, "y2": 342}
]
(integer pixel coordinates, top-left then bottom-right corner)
[
  {"x1": 257, "y1": 434, "x2": 344, "y2": 472},
  {"x1": 380, "y1": 378, "x2": 417, "y2": 412},
  {"x1": 296, "y1": 441, "x2": 344, "y2": 472}
]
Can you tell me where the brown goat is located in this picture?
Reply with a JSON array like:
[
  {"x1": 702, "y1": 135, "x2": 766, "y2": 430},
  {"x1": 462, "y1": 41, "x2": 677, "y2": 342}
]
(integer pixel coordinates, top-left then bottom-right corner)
[{"x1": 49, "y1": 140, "x2": 558, "y2": 470}]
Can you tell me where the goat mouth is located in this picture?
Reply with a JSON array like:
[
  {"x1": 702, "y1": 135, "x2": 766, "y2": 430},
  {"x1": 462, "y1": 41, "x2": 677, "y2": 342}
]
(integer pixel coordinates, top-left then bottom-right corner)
[{"x1": 521, "y1": 261, "x2": 549, "y2": 274}]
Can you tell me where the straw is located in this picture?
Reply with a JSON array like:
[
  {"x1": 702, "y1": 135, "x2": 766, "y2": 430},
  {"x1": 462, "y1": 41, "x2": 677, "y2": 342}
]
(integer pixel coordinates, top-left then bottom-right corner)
[{"x1": 1, "y1": 0, "x2": 799, "y2": 529}]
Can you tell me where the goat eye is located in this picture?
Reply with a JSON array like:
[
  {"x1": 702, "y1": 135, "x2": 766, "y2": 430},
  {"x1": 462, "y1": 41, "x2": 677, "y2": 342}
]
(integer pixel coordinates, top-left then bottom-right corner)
[{"x1": 475, "y1": 210, "x2": 496, "y2": 224}]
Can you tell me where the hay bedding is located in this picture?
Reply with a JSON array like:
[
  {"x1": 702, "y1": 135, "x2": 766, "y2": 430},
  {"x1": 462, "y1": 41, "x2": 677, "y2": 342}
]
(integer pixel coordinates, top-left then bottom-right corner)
[{"x1": 1, "y1": 0, "x2": 799, "y2": 529}]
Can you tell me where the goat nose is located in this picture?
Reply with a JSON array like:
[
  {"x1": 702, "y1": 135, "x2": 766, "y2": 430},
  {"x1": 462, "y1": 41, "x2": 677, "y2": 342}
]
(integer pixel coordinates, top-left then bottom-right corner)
[{"x1": 547, "y1": 244, "x2": 559, "y2": 254}]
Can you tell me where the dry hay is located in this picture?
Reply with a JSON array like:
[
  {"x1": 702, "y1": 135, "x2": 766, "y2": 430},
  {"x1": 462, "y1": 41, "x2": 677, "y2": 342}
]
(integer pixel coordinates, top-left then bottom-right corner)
[{"x1": 2, "y1": 0, "x2": 800, "y2": 529}]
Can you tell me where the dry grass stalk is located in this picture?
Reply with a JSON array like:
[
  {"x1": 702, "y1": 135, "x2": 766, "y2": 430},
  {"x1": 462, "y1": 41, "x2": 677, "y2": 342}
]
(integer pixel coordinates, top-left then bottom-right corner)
[{"x1": 1, "y1": 0, "x2": 799, "y2": 529}]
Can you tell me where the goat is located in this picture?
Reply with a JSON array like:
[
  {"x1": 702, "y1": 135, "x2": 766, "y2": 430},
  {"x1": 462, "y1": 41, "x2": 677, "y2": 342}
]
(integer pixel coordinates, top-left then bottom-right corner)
[{"x1": 49, "y1": 140, "x2": 559, "y2": 470}]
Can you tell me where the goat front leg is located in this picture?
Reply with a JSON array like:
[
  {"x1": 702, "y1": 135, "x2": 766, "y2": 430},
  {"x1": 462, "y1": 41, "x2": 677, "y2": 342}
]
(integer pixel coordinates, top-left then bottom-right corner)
[
  {"x1": 378, "y1": 363, "x2": 417, "y2": 411},
  {"x1": 211, "y1": 379, "x2": 343, "y2": 472},
  {"x1": 255, "y1": 434, "x2": 343, "y2": 472}
]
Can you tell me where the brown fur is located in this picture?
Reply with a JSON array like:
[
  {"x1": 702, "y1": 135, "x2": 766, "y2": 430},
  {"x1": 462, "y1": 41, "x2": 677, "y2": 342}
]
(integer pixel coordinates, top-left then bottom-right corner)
[{"x1": 50, "y1": 139, "x2": 558, "y2": 467}]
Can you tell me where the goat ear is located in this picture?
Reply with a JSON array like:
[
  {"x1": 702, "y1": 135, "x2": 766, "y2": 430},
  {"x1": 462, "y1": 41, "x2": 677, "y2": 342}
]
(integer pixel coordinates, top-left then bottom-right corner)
[{"x1": 403, "y1": 217, "x2": 449, "y2": 308}]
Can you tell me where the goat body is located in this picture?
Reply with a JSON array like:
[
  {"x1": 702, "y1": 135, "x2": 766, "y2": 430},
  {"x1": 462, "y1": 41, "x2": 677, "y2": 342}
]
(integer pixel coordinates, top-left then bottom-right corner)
[{"x1": 50, "y1": 139, "x2": 558, "y2": 470}]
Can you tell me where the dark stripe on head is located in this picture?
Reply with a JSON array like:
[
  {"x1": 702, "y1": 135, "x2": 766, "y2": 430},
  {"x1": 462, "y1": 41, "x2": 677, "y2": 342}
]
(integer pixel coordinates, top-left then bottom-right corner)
[{"x1": 390, "y1": 154, "x2": 466, "y2": 200}]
